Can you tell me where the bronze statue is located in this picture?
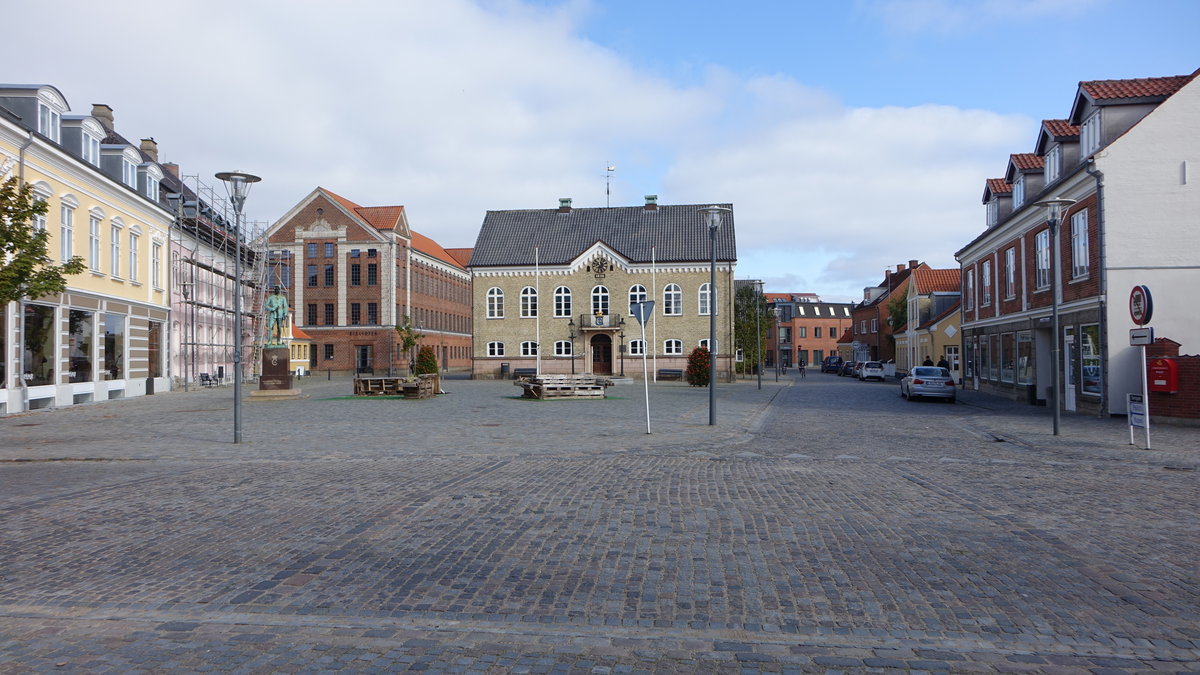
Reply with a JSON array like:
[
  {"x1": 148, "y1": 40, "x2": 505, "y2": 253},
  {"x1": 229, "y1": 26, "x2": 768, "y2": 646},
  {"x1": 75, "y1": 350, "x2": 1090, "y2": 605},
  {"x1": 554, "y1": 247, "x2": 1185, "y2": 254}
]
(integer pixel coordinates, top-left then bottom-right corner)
[{"x1": 264, "y1": 287, "x2": 290, "y2": 345}]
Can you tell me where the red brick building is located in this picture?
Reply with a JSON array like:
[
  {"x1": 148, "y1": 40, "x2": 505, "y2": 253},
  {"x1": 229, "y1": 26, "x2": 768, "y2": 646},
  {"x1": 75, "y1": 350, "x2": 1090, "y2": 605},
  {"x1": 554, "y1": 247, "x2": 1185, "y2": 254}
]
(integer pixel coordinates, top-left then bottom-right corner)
[
  {"x1": 265, "y1": 188, "x2": 471, "y2": 375},
  {"x1": 848, "y1": 261, "x2": 926, "y2": 363},
  {"x1": 764, "y1": 293, "x2": 854, "y2": 369}
]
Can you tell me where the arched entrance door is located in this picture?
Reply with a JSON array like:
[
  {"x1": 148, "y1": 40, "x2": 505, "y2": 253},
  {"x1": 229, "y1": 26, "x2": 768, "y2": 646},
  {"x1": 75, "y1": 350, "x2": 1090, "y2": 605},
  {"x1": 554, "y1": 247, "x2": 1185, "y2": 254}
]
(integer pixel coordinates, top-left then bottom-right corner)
[{"x1": 590, "y1": 334, "x2": 613, "y2": 375}]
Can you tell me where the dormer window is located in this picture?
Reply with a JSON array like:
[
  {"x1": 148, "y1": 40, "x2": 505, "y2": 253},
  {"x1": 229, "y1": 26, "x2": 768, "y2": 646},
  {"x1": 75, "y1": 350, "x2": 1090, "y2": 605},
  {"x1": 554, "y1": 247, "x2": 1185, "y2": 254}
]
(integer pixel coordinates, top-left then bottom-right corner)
[
  {"x1": 38, "y1": 102, "x2": 62, "y2": 142},
  {"x1": 139, "y1": 164, "x2": 162, "y2": 201},
  {"x1": 122, "y1": 156, "x2": 138, "y2": 188},
  {"x1": 1080, "y1": 112, "x2": 1101, "y2": 156},
  {"x1": 1012, "y1": 175, "x2": 1025, "y2": 208},
  {"x1": 1044, "y1": 146, "x2": 1061, "y2": 183},
  {"x1": 82, "y1": 131, "x2": 101, "y2": 166},
  {"x1": 986, "y1": 200, "x2": 998, "y2": 227}
]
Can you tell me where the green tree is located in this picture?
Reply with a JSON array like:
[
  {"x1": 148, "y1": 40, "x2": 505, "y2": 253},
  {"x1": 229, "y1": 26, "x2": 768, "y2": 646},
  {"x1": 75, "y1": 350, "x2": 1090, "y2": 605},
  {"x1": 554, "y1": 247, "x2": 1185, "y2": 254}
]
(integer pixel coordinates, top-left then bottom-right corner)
[
  {"x1": 414, "y1": 345, "x2": 439, "y2": 375},
  {"x1": 885, "y1": 292, "x2": 908, "y2": 350},
  {"x1": 685, "y1": 346, "x2": 711, "y2": 387},
  {"x1": 0, "y1": 177, "x2": 85, "y2": 304},
  {"x1": 394, "y1": 315, "x2": 423, "y2": 353},
  {"x1": 734, "y1": 283, "x2": 771, "y2": 376}
]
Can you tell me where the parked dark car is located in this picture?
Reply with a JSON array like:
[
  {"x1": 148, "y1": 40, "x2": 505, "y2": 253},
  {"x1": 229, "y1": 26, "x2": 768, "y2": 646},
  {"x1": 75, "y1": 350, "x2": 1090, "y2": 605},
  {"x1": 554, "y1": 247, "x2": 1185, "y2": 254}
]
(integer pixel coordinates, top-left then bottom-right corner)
[
  {"x1": 839, "y1": 361, "x2": 858, "y2": 377},
  {"x1": 821, "y1": 356, "x2": 844, "y2": 373}
]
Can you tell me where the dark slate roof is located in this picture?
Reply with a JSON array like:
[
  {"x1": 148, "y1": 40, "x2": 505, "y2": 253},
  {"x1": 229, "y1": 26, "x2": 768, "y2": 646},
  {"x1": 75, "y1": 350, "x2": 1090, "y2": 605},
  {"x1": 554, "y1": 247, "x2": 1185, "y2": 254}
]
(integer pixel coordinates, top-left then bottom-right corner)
[{"x1": 468, "y1": 203, "x2": 737, "y2": 267}]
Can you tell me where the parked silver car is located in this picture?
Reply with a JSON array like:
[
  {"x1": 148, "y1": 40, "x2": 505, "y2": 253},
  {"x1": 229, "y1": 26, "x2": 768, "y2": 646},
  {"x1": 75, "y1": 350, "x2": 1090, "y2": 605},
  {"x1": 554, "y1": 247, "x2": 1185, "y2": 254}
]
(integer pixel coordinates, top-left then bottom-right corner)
[
  {"x1": 900, "y1": 366, "x2": 956, "y2": 402},
  {"x1": 858, "y1": 361, "x2": 885, "y2": 381}
]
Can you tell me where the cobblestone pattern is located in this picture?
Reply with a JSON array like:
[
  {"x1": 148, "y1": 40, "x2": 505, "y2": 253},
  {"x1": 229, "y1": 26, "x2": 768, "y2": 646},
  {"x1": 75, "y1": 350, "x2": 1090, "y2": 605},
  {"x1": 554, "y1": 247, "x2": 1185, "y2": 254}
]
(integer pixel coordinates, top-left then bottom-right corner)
[{"x1": 1, "y1": 374, "x2": 1197, "y2": 673}]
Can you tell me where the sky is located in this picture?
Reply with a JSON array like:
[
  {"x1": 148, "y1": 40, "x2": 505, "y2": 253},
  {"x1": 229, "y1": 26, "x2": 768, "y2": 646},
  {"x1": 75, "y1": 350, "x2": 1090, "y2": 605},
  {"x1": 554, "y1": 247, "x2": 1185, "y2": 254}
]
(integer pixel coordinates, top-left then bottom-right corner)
[{"x1": 7, "y1": 0, "x2": 1198, "y2": 301}]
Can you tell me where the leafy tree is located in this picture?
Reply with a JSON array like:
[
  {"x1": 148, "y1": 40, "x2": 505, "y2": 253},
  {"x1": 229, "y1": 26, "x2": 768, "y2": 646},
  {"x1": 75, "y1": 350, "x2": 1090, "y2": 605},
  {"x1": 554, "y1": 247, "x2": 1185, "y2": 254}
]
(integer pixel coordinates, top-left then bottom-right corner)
[
  {"x1": 0, "y1": 177, "x2": 85, "y2": 304},
  {"x1": 733, "y1": 283, "x2": 771, "y2": 376},
  {"x1": 884, "y1": 292, "x2": 908, "y2": 350},
  {"x1": 394, "y1": 315, "x2": 423, "y2": 353},
  {"x1": 686, "y1": 346, "x2": 711, "y2": 387},
  {"x1": 414, "y1": 345, "x2": 439, "y2": 375}
]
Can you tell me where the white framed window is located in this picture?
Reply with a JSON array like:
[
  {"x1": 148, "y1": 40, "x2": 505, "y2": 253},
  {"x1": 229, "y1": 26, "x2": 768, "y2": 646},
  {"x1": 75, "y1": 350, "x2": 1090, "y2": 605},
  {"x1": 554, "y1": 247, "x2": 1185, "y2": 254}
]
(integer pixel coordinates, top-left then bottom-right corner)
[
  {"x1": 986, "y1": 200, "x2": 998, "y2": 227},
  {"x1": 520, "y1": 341, "x2": 538, "y2": 356},
  {"x1": 735, "y1": 348, "x2": 744, "y2": 362},
  {"x1": 122, "y1": 156, "x2": 138, "y2": 188},
  {"x1": 591, "y1": 285, "x2": 609, "y2": 315},
  {"x1": 629, "y1": 339, "x2": 645, "y2": 356},
  {"x1": 663, "y1": 283, "x2": 682, "y2": 315},
  {"x1": 129, "y1": 232, "x2": 140, "y2": 282},
  {"x1": 554, "y1": 286, "x2": 572, "y2": 317},
  {"x1": 487, "y1": 341, "x2": 505, "y2": 357},
  {"x1": 38, "y1": 101, "x2": 62, "y2": 142},
  {"x1": 628, "y1": 284, "x2": 647, "y2": 313},
  {"x1": 1004, "y1": 248, "x2": 1016, "y2": 299},
  {"x1": 1071, "y1": 210, "x2": 1089, "y2": 278},
  {"x1": 486, "y1": 287, "x2": 504, "y2": 318},
  {"x1": 981, "y1": 260, "x2": 992, "y2": 306},
  {"x1": 60, "y1": 203, "x2": 75, "y2": 262},
  {"x1": 554, "y1": 340, "x2": 572, "y2": 356},
  {"x1": 88, "y1": 214, "x2": 102, "y2": 271},
  {"x1": 1081, "y1": 112, "x2": 1101, "y2": 156},
  {"x1": 141, "y1": 165, "x2": 161, "y2": 202},
  {"x1": 33, "y1": 210, "x2": 47, "y2": 232},
  {"x1": 1045, "y1": 145, "x2": 1061, "y2": 183},
  {"x1": 664, "y1": 339, "x2": 683, "y2": 355},
  {"x1": 1012, "y1": 175, "x2": 1025, "y2": 208},
  {"x1": 698, "y1": 282, "x2": 712, "y2": 316},
  {"x1": 870, "y1": 318, "x2": 878, "y2": 333},
  {"x1": 966, "y1": 268, "x2": 975, "y2": 311},
  {"x1": 110, "y1": 222, "x2": 122, "y2": 277},
  {"x1": 1035, "y1": 230, "x2": 1051, "y2": 289},
  {"x1": 520, "y1": 286, "x2": 538, "y2": 318},
  {"x1": 699, "y1": 338, "x2": 717, "y2": 353},
  {"x1": 152, "y1": 242, "x2": 163, "y2": 288},
  {"x1": 82, "y1": 132, "x2": 101, "y2": 166}
]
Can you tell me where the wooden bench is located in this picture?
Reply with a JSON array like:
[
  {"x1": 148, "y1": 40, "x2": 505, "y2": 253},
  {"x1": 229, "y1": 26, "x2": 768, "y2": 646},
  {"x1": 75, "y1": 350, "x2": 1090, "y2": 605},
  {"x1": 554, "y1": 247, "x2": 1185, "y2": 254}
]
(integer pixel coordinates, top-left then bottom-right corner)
[
  {"x1": 512, "y1": 367, "x2": 539, "y2": 380},
  {"x1": 354, "y1": 374, "x2": 437, "y2": 399},
  {"x1": 515, "y1": 374, "x2": 613, "y2": 399},
  {"x1": 657, "y1": 368, "x2": 684, "y2": 381}
]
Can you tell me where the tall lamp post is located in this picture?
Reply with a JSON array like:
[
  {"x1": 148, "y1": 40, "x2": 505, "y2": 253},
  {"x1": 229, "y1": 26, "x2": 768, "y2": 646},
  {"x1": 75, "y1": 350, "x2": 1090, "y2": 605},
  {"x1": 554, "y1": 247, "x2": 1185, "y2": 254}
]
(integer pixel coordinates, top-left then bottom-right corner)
[
  {"x1": 568, "y1": 318, "x2": 578, "y2": 374},
  {"x1": 618, "y1": 317, "x2": 626, "y2": 377},
  {"x1": 1033, "y1": 197, "x2": 1076, "y2": 436},
  {"x1": 754, "y1": 280, "x2": 764, "y2": 390},
  {"x1": 699, "y1": 205, "x2": 731, "y2": 426},
  {"x1": 774, "y1": 306, "x2": 782, "y2": 382},
  {"x1": 215, "y1": 170, "x2": 261, "y2": 445}
]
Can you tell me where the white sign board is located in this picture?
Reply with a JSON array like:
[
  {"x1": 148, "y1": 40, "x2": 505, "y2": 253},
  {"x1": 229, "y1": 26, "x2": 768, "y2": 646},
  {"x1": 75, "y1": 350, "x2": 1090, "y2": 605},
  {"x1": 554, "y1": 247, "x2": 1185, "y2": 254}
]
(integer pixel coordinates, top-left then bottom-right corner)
[
  {"x1": 1127, "y1": 393, "x2": 1147, "y2": 429},
  {"x1": 1129, "y1": 327, "x2": 1154, "y2": 346}
]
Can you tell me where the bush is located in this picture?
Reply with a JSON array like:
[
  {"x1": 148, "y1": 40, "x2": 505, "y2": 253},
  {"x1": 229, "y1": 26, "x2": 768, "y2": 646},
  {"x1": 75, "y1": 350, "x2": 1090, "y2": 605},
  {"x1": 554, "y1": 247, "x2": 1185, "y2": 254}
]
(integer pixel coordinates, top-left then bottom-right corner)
[
  {"x1": 414, "y1": 345, "x2": 439, "y2": 375},
  {"x1": 686, "y1": 346, "x2": 711, "y2": 387}
]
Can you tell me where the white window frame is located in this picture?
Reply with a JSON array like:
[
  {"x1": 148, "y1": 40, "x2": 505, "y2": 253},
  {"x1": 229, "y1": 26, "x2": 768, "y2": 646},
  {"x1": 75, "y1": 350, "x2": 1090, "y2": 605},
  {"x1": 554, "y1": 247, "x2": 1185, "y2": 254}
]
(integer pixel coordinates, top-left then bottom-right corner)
[
  {"x1": 82, "y1": 131, "x2": 101, "y2": 166},
  {"x1": 1035, "y1": 230, "x2": 1051, "y2": 289},
  {"x1": 1004, "y1": 248, "x2": 1016, "y2": 299},
  {"x1": 628, "y1": 339, "x2": 645, "y2": 356},
  {"x1": 554, "y1": 286, "x2": 572, "y2": 317},
  {"x1": 628, "y1": 284, "x2": 647, "y2": 313},
  {"x1": 110, "y1": 221, "x2": 123, "y2": 278},
  {"x1": 520, "y1": 286, "x2": 538, "y2": 318},
  {"x1": 986, "y1": 200, "x2": 998, "y2": 227},
  {"x1": 88, "y1": 214, "x2": 102, "y2": 271},
  {"x1": 1071, "y1": 210, "x2": 1089, "y2": 279},
  {"x1": 520, "y1": 340, "x2": 538, "y2": 357},
  {"x1": 870, "y1": 318, "x2": 878, "y2": 333},
  {"x1": 554, "y1": 340, "x2": 572, "y2": 356},
  {"x1": 1012, "y1": 175, "x2": 1025, "y2": 208},
  {"x1": 966, "y1": 268, "x2": 975, "y2": 311},
  {"x1": 663, "y1": 283, "x2": 682, "y2": 316},
  {"x1": 698, "y1": 282, "x2": 712, "y2": 316},
  {"x1": 152, "y1": 242, "x2": 163, "y2": 289},
  {"x1": 699, "y1": 338, "x2": 717, "y2": 353},
  {"x1": 591, "y1": 285, "x2": 609, "y2": 316},
  {"x1": 122, "y1": 153, "x2": 138, "y2": 189},
  {"x1": 128, "y1": 231, "x2": 140, "y2": 283},
  {"x1": 38, "y1": 101, "x2": 62, "y2": 142},
  {"x1": 486, "y1": 287, "x2": 504, "y2": 318},
  {"x1": 663, "y1": 339, "x2": 683, "y2": 356},
  {"x1": 60, "y1": 203, "x2": 75, "y2": 262},
  {"x1": 487, "y1": 341, "x2": 505, "y2": 357},
  {"x1": 981, "y1": 259, "x2": 992, "y2": 306},
  {"x1": 1045, "y1": 145, "x2": 1061, "y2": 183},
  {"x1": 1081, "y1": 112, "x2": 1101, "y2": 156}
]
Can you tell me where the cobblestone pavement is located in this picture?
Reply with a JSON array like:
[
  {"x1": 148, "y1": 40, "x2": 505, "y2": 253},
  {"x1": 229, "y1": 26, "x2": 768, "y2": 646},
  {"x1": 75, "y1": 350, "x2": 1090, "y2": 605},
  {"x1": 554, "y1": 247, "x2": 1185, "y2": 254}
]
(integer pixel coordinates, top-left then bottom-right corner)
[{"x1": 1, "y1": 374, "x2": 1197, "y2": 673}]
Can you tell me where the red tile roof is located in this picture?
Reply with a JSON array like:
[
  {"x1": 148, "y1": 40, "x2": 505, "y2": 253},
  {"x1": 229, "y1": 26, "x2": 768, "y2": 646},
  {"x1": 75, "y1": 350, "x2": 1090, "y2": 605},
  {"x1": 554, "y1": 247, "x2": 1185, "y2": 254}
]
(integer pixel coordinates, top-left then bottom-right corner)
[
  {"x1": 1042, "y1": 119, "x2": 1079, "y2": 139},
  {"x1": 444, "y1": 247, "x2": 474, "y2": 268},
  {"x1": 836, "y1": 328, "x2": 854, "y2": 344},
  {"x1": 291, "y1": 325, "x2": 313, "y2": 340},
  {"x1": 320, "y1": 187, "x2": 461, "y2": 269},
  {"x1": 912, "y1": 268, "x2": 961, "y2": 294},
  {"x1": 355, "y1": 206, "x2": 404, "y2": 231},
  {"x1": 1081, "y1": 73, "x2": 1196, "y2": 102},
  {"x1": 763, "y1": 293, "x2": 791, "y2": 301},
  {"x1": 412, "y1": 230, "x2": 464, "y2": 270},
  {"x1": 1010, "y1": 153, "x2": 1043, "y2": 171},
  {"x1": 986, "y1": 178, "x2": 1011, "y2": 195}
]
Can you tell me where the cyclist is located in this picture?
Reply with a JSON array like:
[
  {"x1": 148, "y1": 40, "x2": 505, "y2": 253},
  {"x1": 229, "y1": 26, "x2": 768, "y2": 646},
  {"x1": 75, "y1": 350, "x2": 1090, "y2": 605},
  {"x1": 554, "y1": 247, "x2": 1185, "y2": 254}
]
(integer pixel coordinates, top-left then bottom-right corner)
[{"x1": 798, "y1": 360, "x2": 807, "y2": 378}]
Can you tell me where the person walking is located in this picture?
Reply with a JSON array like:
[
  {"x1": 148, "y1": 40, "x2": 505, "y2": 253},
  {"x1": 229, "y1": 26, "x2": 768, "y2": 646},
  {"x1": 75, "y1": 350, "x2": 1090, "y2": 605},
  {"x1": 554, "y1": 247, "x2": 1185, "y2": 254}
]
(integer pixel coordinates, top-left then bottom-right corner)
[
  {"x1": 937, "y1": 355, "x2": 950, "y2": 370},
  {"x1": 922, "y1": 356, "x2": 934, "y2": 367}
]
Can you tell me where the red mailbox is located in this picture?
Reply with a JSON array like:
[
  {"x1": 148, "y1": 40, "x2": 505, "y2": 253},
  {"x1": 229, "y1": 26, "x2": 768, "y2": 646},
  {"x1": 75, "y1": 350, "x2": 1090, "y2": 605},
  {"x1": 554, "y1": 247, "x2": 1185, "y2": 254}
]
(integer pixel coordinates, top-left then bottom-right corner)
[{"x1": 1148, "y1": 358, "x2": 1179, "y2": 393}]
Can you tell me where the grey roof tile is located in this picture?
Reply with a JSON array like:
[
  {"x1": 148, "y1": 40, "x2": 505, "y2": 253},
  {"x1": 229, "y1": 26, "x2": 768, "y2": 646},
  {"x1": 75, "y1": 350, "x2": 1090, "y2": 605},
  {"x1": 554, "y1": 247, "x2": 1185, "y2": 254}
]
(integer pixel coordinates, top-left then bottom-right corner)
[{"x1": 468, "y1": 203, "x2": 737, "y2": 267}]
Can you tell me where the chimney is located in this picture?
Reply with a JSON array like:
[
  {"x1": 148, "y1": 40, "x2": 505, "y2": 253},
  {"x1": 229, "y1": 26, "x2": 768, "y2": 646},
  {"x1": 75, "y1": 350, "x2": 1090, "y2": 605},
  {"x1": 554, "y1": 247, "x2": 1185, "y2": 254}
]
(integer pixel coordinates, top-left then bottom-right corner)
[
  {"x1": 140, "y1": 138, "x2": 159, "y2": 163},
  {"x1": 558, "y1": 197, "x2": 572, "y2": 213},
  {"x1": 884, "y1": 269, "x2": 892, "y2": 284},
  {"x1": 643, "y1": 194, "x2": 658, "y2": 211},
  {"x1": 91, "y1": 104, "x2": 114, "y2": 131},
  {"x1": 161, "y1": 162, "x2": 180, "y2": 178},
  {"x1": 908, "y1": 259, "x2": 919, "y2": 270}
]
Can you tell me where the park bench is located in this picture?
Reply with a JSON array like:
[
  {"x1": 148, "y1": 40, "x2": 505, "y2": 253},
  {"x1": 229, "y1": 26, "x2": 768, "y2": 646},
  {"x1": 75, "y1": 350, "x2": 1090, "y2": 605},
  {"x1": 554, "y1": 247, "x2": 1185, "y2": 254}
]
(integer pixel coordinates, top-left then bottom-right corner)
[
  {"x1": 198, "y1": 372, "x2": 218, "y2": 387},
  {"x1": 515, "y1": 374, "x2": 613, "y2": 399},
  {"x1": 354, "y1": 374, "x2": 437, "y2": 399},
  {"x1": 512, "y1": 367, "x2": 539, "y2": 380},
  {"x1": 657, "y1": 368, "x2": 684, "y2": 381}
]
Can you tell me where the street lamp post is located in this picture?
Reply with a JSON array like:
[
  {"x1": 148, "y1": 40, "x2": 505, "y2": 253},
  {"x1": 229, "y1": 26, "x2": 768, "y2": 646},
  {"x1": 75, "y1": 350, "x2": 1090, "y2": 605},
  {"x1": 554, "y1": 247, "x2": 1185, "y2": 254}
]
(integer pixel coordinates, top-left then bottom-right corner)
[
  {"x1": 618, "y1": 317, "x2": 626, "y2": 377},
  {"x1": 215, "y1": 171, "x2": 261, "y2": 445},
  {"x1": 699, "y1": 205, "x2": 731, "y2": 426},
  {"x1": 755, "y1": 280, "x2": 763, "y2": 390},
  {"x1": 568, "y1": 318, "x2": 578, "y2": 374},
  {"x1": 774, "y1": 306, "x2": 782, "y2": 382},
  {"x1": 1033, "y1": 197, "x2": 1076, "y2": 437}
]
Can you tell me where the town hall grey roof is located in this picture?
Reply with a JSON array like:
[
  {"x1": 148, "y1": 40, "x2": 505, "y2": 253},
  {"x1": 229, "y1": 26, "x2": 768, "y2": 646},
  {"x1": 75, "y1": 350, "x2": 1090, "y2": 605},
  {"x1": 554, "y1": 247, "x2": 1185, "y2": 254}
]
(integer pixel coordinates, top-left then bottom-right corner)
[{"x1": 468, "y1": 203, "x2": 737, "y2": 267}]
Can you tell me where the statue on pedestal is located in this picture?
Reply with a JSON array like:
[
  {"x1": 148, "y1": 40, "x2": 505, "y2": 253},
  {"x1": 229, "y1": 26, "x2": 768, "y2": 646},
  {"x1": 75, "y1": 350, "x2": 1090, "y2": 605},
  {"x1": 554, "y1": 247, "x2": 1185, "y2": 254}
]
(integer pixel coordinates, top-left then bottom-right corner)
[{"x1": 264, "y1": 287, "x2": 290, "y2": 345}]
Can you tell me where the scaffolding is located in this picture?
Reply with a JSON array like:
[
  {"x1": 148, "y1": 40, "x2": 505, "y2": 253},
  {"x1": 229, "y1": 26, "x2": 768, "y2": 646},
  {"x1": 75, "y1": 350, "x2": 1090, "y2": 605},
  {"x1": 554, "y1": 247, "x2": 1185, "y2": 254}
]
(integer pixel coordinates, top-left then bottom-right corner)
[{"x1": 169, "y1": 174, "x2": 267, "y2": 388}]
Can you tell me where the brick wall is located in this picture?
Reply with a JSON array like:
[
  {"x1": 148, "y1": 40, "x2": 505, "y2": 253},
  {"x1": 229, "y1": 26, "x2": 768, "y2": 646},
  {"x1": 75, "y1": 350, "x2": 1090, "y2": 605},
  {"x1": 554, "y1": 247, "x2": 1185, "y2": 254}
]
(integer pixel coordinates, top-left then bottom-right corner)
[{"x1": 1146, "y1": 339, "x2": 1200, "y2": 421}]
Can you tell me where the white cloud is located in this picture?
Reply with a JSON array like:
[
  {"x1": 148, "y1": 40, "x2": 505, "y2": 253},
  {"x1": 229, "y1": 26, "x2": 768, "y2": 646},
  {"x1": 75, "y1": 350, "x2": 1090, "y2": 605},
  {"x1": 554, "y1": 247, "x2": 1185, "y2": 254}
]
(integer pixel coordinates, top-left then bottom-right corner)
[{"x1": 859, "y1": 0, "x2": 1106, "y2": 34}]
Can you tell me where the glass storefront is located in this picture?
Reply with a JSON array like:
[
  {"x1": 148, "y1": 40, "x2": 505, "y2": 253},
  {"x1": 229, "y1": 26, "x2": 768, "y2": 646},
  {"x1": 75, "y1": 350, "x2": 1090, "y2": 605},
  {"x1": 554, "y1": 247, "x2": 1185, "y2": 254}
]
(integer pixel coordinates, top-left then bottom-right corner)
[
  {"x1": 1016, "y1": 331, "x2": 1034, "y2": 385},
  {"x1": 68, "y1": 309, "x2": 94, "y2": 383},
  {"x1": 23, "y1": 304, "x2": 56, "y2": 386},
  {"x1": 147, "y1": 321, "x2": 163, "y2": 378},
  {"x1": 104, "y1": 313, "x2": 125, "y2": 380},
  {"x1": 1080, "y1": 323, "x2": 1102, "y2": 397},
  {"x1": 1000, "y1": 333, "x2": 1015, "y2": 383}
]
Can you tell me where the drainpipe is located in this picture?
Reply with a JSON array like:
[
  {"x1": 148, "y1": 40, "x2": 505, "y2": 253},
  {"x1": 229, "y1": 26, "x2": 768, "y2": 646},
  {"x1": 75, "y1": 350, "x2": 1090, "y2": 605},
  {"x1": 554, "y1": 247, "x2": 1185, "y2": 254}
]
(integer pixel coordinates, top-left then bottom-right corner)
[
  {"x1": 16, "y1": 131, "x2": 35, "y2": 410},
  {"x1": 1087, "y1": 159, "x2": 1108, "y2": 417}
]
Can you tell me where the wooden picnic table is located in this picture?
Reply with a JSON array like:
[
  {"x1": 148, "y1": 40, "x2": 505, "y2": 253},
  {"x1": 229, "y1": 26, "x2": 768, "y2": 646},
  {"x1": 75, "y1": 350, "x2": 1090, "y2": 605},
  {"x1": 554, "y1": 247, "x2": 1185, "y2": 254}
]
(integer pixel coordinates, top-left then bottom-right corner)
[{"x1": 514, "y1": 374, "x2": 613, "y2": 399}]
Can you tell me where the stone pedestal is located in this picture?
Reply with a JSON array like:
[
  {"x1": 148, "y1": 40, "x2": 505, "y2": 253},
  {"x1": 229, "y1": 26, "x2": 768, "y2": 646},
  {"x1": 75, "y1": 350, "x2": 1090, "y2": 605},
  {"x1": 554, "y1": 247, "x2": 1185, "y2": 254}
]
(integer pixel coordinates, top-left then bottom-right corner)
[{"x1": 250, "y1": 346, "x2": 302, "y2": 400}]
